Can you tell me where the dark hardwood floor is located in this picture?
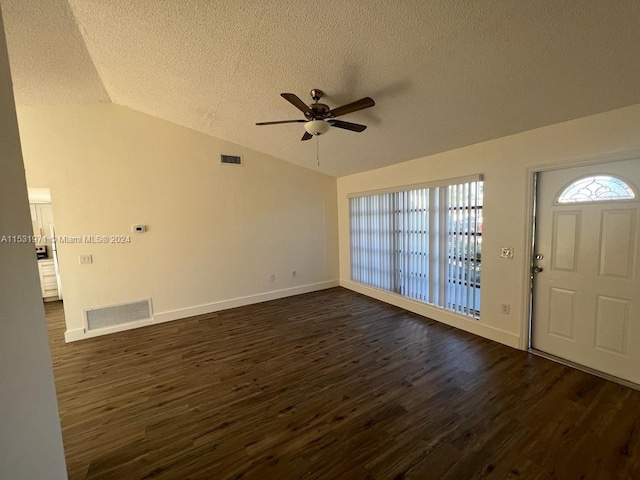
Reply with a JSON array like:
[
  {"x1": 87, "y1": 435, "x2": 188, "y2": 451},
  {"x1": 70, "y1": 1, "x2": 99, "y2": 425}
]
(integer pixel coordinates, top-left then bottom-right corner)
[{"x1": 44, "y1": 287, "x2": 640, "y2": 479}]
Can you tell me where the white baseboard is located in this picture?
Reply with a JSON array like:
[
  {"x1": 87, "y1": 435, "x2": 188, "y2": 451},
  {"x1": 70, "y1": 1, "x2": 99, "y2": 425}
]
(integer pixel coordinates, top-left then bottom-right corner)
[
  {"x1": 64, "y1": 280, "x2": 339, "y2": 343},
  {"x1": 64, "y1": 319, "x2": 156, "y2": 342},
  {"x1": 340, "y1": 279, "x2": 521, "y2": 349}
]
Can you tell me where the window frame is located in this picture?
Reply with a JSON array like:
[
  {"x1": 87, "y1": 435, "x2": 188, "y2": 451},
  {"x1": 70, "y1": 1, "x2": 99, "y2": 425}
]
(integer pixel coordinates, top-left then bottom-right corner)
[{"x1": 348, "y1": 174, "x2": 483, "y2": 319}]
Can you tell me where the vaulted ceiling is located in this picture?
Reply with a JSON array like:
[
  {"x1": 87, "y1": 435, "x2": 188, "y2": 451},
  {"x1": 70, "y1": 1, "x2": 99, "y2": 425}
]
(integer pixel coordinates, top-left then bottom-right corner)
[{"x1": 2, "y1": 0, "x2": 640, "y2": 176}]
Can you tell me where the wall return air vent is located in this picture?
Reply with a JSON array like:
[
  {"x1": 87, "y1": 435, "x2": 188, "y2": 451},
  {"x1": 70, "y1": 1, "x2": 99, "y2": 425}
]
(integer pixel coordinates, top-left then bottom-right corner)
[
  {"x1": 84, "y1": 299, "x2": 152, "y2": 331},
  {"x1": 220, "y1": 154, "x2": 242, "y2": 166}
]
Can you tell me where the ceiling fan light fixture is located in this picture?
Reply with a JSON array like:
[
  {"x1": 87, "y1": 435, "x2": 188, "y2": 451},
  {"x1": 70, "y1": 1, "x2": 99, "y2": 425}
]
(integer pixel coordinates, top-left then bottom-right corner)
[{"x1": 304, "y1": 120, "x2": 330, "y2": 136}]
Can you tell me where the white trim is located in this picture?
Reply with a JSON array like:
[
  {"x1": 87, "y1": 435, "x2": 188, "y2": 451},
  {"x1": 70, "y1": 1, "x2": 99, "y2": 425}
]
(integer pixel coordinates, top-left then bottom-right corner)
[
  {"x1": 346, "y1": 174, "x2": 483, "y2": 198},
  {"x1": 64, "y1": 280, "x2": 339, "y2": 342},
  {"x1": 65, "y1": 318, "x2": 155, "y2": 342},
  {"x1": 341, "y1": 279, "x2": 520, "y2": 349},
  {"x1": 521, "y1": 147, "x2": 640, "y2": 352},
  {"x1": 519, "y1": 169, "x2": 537, "y2": 350},
  {"x1": 530, "y1": 148, "x2": 640, "y2": 173}
]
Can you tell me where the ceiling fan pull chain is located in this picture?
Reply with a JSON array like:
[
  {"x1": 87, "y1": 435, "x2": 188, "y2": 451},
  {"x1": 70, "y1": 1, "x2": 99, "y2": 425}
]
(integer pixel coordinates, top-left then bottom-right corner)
[{"x1": 316, "y1": 135, "x2": 320, "y2": 167}]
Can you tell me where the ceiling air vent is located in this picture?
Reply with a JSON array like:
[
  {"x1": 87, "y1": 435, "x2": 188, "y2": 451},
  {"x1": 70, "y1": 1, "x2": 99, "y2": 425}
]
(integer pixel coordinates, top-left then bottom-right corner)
[{"x1": 220, "y1": 154, "x2": 242, "y2": 166}]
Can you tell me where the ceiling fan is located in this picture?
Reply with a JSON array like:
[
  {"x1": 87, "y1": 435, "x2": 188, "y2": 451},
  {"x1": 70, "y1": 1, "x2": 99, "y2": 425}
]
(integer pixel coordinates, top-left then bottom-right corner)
[{"x1": 256, "y1": 89, "x2": 375, "y2": 141}]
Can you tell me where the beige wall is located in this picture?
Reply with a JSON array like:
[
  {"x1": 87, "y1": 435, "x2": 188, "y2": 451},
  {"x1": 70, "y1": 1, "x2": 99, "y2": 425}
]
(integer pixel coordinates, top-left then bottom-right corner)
[
  {"x1": 15, "y1": 95, "x2": 640, "y2": 352},
  {"x1": 17, "y1": 104, "x2": 339, "y2": 339},
  {"x1": 337, "y1": 104, "x2": 640, "y2": 348},
  {"x1": 0, "y1": 9, "x2": 67, "y2": 478}
]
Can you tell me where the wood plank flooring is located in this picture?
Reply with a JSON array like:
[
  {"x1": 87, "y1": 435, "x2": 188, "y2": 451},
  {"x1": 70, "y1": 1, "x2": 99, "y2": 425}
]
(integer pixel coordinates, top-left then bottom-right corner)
[{"x1": 44, "y1": 287, "x2": 640, "y2": 479}]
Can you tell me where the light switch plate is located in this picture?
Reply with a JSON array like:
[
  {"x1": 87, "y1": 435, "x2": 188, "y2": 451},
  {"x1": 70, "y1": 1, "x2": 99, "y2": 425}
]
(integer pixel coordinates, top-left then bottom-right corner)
[
  {"x1": 500, "y1": 247, "x2": 514, "y2": 259},
  {"x1": 79, "y1": 254, "x2": 93, "y2": 265}
]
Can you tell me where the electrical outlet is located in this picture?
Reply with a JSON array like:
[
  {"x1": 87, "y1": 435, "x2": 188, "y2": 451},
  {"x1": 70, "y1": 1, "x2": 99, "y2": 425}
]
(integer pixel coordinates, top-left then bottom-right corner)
[
  {"x1": 79, "y1": 254, "x2": 93, "y2": 265},
  {"x1": 500, "y1": 247, "x2": 514, "y2": 259},
  {"x1": 270, "y1": 274, "x2": 275, "y2": 281},
  {"x1": 501, "y1": 304, "x2": 510, "y2": 315},
  {"x1": 292, "y1": 271, "x2": 297, "y2": 278}
]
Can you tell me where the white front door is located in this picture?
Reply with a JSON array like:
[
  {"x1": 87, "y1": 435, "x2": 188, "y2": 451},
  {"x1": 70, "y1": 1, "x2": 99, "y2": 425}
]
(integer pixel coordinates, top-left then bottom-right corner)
[{"x1": 532, "y1": 158, "x2": 640, "y2": 384}]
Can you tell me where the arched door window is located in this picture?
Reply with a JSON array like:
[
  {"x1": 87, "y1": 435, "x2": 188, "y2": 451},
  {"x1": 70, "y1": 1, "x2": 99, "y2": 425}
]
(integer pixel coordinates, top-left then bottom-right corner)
[{"x1": 557, "y1": 175, "x2": 636, "y2": 204}]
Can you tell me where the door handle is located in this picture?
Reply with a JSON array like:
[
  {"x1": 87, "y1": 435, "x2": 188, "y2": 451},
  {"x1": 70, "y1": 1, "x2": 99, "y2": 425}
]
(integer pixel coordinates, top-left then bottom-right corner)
[{"x1": 532, "y1": 266, "x2": 544, "y2": 274}]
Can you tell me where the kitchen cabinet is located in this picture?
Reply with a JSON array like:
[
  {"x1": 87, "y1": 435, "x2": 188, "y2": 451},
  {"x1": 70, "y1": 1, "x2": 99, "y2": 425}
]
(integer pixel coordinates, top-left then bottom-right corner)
[{"x1": 38, "y1": 260, "x2": 59, "y2": 301}]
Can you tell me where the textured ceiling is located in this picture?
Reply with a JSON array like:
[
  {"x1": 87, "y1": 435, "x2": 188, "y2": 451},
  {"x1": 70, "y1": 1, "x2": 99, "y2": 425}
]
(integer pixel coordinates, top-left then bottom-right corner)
[
  {"x1": 2, "y1": 0, "x2": 640, "y2": 176},
  {"x1": 1, "y1": 0, "x2": 109, "y2": 105}
]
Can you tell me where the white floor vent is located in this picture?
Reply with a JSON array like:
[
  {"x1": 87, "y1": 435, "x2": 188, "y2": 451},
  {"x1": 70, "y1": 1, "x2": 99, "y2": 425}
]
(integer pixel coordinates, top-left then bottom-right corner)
[{"x1": 85, "y1": 299, "x2": 152, "y2": 331}]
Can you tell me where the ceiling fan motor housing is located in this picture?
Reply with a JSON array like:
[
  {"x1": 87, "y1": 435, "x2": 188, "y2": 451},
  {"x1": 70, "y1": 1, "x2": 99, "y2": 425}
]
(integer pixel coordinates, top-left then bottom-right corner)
[{"x1": 308, "y1": 103, "x2": 331, "y2": 120}]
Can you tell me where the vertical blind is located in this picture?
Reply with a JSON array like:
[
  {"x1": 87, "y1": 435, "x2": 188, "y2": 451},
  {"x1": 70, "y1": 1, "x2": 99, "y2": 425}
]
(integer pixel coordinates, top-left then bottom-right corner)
[{"x1": 349, "y1": 176, "x2": 483, "y2": 318}]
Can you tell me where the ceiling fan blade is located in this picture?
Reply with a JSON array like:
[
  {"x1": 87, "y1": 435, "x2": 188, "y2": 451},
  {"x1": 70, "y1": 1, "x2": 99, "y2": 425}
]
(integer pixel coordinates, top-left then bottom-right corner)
[
  {"x1": 328, "y1": 120, "x2": 367, "y2": 132},
  {"x1": 256, "y1": 119, "x2": 305, "y2": 126},
  {"x1": 281, "y1": 93, "x2": 312, "y2": 115},
  {"x1": 329, "y1": 97, "x2": 375, "y2": 118},
  {"x1": 301, "y1": 131, "x2": 313, "y2": 141}
]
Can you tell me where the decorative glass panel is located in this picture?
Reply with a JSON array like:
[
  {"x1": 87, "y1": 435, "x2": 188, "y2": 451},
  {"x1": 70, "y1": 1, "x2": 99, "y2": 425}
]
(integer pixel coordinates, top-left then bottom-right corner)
[{"x1": 557, "y1": 175, "x2": 636, "y2": 204}]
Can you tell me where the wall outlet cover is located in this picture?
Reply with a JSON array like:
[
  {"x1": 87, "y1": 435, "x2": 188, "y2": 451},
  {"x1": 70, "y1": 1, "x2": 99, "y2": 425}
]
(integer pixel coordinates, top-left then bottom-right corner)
[{"x1": 500, "y1": 247, "x2": 514, "y2": 259}]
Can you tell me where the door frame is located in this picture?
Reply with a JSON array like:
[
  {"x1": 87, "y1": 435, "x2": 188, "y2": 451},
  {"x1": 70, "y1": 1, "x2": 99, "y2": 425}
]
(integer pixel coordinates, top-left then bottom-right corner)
[{"x1": 520, "y1": 148, "x2": 640, "y2": 351}]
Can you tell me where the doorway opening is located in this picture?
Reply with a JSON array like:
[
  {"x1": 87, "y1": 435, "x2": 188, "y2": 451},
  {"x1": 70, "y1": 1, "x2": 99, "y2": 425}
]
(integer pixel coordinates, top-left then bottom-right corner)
[{"x1": 27, "y1": 187, "x2": 63, "y2": 303}]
